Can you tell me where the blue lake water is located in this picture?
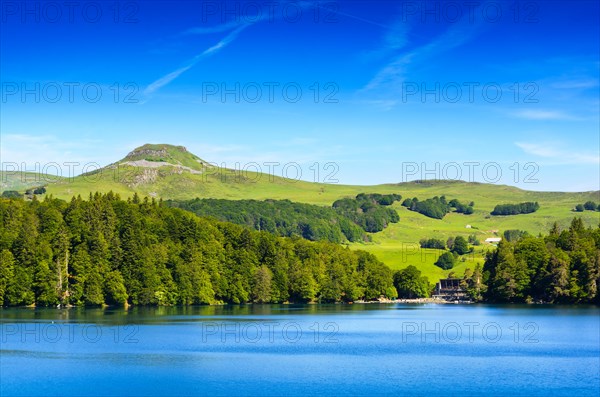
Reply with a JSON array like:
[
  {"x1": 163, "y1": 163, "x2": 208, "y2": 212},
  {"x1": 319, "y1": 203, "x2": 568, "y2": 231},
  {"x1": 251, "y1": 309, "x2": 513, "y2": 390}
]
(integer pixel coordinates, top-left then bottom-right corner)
[{"x1": 1, "y1": 304, "x2": 599, "y2": 396}]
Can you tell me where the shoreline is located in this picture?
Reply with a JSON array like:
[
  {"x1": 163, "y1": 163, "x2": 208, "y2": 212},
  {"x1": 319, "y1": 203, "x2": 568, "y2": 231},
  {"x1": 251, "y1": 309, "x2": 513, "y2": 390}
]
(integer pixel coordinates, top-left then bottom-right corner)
[
  {"x1": 3, "y1": 298, "x2": 470, "y2": 309},
  {"x1": 355, "y1": 298, "x2": 470, "y2": 304},
  {"x1": 8, "y1": 299, "x2": 594, "y2": 309}
]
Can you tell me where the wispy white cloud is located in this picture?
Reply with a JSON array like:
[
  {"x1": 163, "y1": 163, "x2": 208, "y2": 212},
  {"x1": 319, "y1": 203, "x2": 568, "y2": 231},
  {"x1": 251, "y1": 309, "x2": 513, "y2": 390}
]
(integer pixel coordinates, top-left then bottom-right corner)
[
  {"x1": 148, "y1": 1, "x2": 389, "y2": 99},
  {"x1": 143, "y1": 65, "x2": 194, "y2": 96},
  {"x1": 364, "y1": 26, "x2": 477, "y2": 92},
  {"x1": 515, "y1": 141, "x2": 599, "y2": 165},
  {"x1": 143, "y1": 24, "x2": 250, "y2": 97},
  {"x1": 362, "y1": 19, "x2": 411, "y2": 62},
  {"x1": 362, "y1": 54, "x2": 413, "y2": 92},
  {"x1": 382, "y1": 20, "x2": 410, "y2": 52},
  {"x1": 551, "y1": 79, "x2": 599, "y2": 90},
  {"x1": 1, "y1": 134, "x2": 111, "y2": 174},
  {"x1": 359, "y1": 99, "x2": 399, "y2": 111},
  {"x1": 180, "y1": 1, "x2": 340, "y2": 36},
  {"x1": 309, "y1": 1, "x2": 388, "y2": 28},
  {"x1": 181, "y1": 20, "x2": 245, "y2": 35},
  {"x1": 144, "y1": 1, "x2": 326, "y2": 98},
  {"x1": 361, "y1": 2, "x2": 488, "y2": 102},
  {"x1": 511, "y1": 109, "x2": 579, "y2": 121}
]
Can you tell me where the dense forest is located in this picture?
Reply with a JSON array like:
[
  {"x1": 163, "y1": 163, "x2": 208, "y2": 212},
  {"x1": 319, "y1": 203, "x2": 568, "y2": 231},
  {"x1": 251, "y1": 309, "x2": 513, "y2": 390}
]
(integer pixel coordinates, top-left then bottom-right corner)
[
  {"x1": 167, "y1": 193, "x2": 401, "y2": 244},
  {"x1": 491, "y1": 202, "x2": 539, "y2": 216},
  {"x1": 401, "y1": 196, "x2": 474, "y2": 219},
  {"x1": 395, "y1": 219, "x2": 600, "y2": 304},
  {"x1": 481, "y1": 218, "x2": 600, "y2": 303},
  {"x1": 1, "y1": 193, "x2": 597, "y2": 306},
  {"x1": 166, "y1": 198, "x2": 369, "y2": 243},
  {"x1": 0, "y1": 193, "x2": 397, "y2": 307}
]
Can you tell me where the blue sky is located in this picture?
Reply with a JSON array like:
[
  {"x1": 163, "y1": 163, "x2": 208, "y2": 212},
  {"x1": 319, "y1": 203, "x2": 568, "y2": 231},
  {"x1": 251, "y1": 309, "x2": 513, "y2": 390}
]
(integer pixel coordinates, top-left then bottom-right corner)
[{"x1": 1, "y1": 0, "x2": 598, "y2": 191}]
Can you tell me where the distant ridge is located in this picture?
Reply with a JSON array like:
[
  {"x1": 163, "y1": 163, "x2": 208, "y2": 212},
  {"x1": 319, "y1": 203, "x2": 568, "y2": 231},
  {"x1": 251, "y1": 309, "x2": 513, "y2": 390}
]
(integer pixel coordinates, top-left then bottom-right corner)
[{"x1": 1, "y1": 143, "x2": 598, "y2": 210}]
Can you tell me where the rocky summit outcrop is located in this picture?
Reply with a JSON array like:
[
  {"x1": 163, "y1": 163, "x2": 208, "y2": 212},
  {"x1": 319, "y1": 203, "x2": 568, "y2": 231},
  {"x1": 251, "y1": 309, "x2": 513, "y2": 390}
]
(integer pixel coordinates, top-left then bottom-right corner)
[
  {"x1": 111, "y1": 145, "x2": 206, "y2": 184},
  {"x1": 125, "y1": 145, "x2": 188, "y2": 160},
  {"x1": 125, "y1": 148, "x2": 169, "y2": 159}
]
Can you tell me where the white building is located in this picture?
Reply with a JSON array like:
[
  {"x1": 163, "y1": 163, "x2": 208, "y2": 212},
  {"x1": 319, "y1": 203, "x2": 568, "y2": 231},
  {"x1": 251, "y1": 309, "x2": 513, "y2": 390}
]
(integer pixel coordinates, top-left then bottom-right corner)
[{"x1": 485, "y1": 237, "x2": 501, "y2": 243}]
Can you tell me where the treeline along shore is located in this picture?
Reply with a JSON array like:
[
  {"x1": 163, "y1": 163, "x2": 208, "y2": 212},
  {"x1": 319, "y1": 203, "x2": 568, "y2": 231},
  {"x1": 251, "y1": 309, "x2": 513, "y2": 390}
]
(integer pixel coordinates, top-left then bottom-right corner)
[{"x1": 0, "y1": 193, "x2": 598, "y2": 306}]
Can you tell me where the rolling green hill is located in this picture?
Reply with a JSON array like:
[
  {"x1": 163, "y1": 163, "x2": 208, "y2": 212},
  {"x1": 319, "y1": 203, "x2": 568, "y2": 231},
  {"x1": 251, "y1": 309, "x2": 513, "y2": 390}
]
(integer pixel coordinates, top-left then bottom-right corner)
[
  {"x1": 3, "y1": 143, "x2": 599, "y2": 282},
  {"x1": 0, "y1": 171, "x2": 62, "y2": 192}
]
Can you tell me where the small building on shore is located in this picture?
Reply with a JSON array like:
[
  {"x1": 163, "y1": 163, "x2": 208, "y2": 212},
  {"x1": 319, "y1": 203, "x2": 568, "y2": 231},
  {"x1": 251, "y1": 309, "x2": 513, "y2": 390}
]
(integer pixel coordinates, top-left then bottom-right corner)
[{"x1": 433, "y1": 278, "x2": 469, "y2": 302}]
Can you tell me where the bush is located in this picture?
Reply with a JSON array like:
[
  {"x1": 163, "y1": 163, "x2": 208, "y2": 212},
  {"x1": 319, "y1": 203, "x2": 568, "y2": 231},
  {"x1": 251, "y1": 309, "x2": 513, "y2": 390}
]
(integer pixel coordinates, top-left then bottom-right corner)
[
  {"x1": 575, "y1": 204, "x2": 585, "y2": 212},
  {"x1": 435, "y1": 251, "x2": 456, "y2": 270},
  {"x1": 503, "y1": 229, "x2": 529, "y2": 242},
  {"x1": 451, "y1": 236, "x2": 469, "y2": 255},
  {"x1": 1, "y1": 191, "x2": 21, "y2": 199},
  {"x1": 491, "y1": 202, "x2": 539, "y2": 216},
  {"x1": 412, "y1": 196, "x2": 450, "y2": 219},
  {"x1": 468, "y1": 234, "x2": 480, "y2": 246},
  {"x1": 419, "y1": 238, "x2": 446, "y2": 249},
  {"x1": 404, "y1": 196, "x2": 474, "y2": 219},
  {"x1": 450, "y1": 199, "x2": 474, "y2": 215},
  {"x1": 393, "y1": 265, "x2": 431, "y2": 298},
  {"x1": 332, "y1": 194, "x2": 401, "y2": 233}
]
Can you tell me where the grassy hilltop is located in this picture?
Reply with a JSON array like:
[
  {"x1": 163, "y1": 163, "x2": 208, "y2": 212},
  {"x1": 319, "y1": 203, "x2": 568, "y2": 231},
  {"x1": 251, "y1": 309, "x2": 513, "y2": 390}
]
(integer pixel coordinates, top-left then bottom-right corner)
[{"x1": 3, "y1": 143, "x2": 599, "y2": 282}]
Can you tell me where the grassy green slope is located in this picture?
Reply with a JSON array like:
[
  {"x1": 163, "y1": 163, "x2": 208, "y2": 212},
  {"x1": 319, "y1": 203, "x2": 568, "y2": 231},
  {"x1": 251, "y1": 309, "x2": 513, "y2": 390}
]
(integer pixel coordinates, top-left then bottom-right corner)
[
  {"x1": 23, "y1": 144, "x2": 600, "y2": 283},
  {"x1": 349, "y1": 182, "x2": 599, "y2": 280},
  {"x1": 1, "y1": 172, "x2": 63, "y2": 192}
]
